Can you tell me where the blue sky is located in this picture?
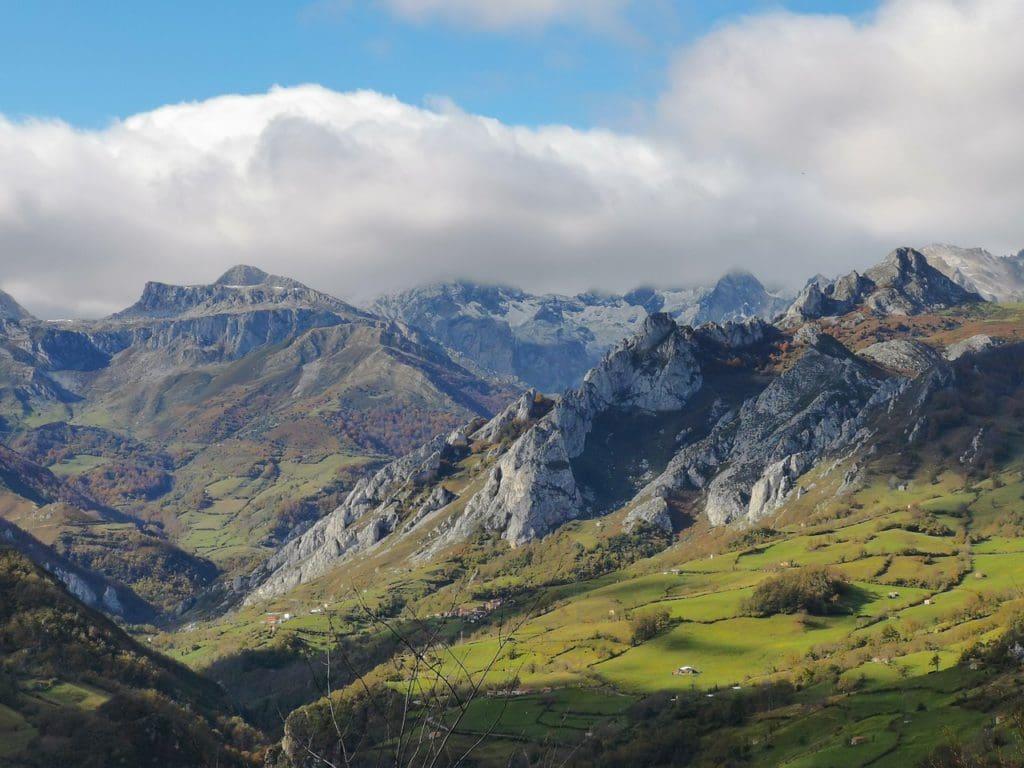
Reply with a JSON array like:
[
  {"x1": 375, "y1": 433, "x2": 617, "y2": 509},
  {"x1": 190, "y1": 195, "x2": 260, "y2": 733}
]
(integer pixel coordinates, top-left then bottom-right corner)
[{"x1": 1, "y1": 0, "x2": 877, "y2": 129}]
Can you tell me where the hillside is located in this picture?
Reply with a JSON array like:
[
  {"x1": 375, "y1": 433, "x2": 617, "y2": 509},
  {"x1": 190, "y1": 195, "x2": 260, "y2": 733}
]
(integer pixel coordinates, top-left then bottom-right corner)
[
  {"x1": 7, "y1": 248, "x2": 1024, "y2": 766},
  {"x1": 0, "y1": 546, "x2": 261, "y2": 767},
  {"x1": 112, "y1": 247, "x2": 1024, "y2": 766},
  {"x1": 0, "y1": 266, "x2": 518, "y2": 588},
  {"x1": 0, "y1": 443, "x2": 213, "y2": 618}
]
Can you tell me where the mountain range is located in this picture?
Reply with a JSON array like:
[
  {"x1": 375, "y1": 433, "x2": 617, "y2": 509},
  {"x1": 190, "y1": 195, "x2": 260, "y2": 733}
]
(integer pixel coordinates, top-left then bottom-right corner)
[
  {"x1": 372, "y1": 270, "x2": 791, "y2": 392},
  {"x1": 4, "y1": 244, "x2": 1024, "y2": 766},
  {"x1": 245, "y1": 247, "x2": 989, "y2": 602}
]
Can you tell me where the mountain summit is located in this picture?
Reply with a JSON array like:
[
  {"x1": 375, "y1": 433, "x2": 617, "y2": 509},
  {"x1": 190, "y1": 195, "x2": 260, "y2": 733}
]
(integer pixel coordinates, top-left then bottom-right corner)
[
  {"x1": 111, "y1": 265, "x2": 361, "y2": 322},
  {"x1": 785, "y1": 247, "x2": 981, "y2": 321},
  {"x1": 0, "y1": 287, "x2": 34, "y2": 321},
  {"x1": 213, "y1": 264, "x2": 304, "y2": 289}
]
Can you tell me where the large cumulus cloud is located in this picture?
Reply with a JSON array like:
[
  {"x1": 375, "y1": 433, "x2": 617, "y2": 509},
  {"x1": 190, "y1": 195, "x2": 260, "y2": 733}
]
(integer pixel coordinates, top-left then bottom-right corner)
[{"x1": 1, "y1": 0, "x2": 1023, "y2": 318}]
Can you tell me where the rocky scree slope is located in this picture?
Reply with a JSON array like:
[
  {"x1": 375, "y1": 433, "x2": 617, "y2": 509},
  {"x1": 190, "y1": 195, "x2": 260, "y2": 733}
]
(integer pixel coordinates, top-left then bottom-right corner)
[{"x1": 371, "y1": 272, "x2": 790, "y2": 392}]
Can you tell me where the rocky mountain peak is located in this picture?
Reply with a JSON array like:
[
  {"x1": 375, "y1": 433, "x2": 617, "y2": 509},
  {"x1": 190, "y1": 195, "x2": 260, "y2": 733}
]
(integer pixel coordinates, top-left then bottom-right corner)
[
  {"x1": 629, "y1": 312, "x2": 677, "y2": 353},
  {"x1": 110, "y1": 267, "x2": 360, "y2": 322},
  {"x1": 0, "y1": 288, "x2": 34, "y2": 321},
  {"x1": 863, "y1": 246, "x2": 933, "y2": 288},
  {"x1": 785, "y1": 247, "x2": 982, "y2": 322},
  {"x1": 692, "y1": 271, "x2": 790, "y2": 325},
  {"x1": 715, "y1": 270, "x2": 763, "y2": 290},
  {"x1": 214, "y1": 264, "x2": 271, "y2": 286}
]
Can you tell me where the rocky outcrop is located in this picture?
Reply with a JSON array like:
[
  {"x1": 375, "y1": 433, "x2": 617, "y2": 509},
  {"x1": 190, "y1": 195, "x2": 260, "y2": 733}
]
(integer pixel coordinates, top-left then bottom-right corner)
[
  {"x1": 785, "y1": 248, "x2": 982, "y2": 322},
  {"x1": 857, "y1": 339, "x2": 944, "y2": 376},
  {"x1": 945, "y1": 334, "x2": 996, "y2": 361},
  {"x1": 470, "y1": 390, "x2": 550, "y2": 443},
  {"x1": 630, "y1": 328, "x2": 903, "y2": 526},
  {"x1": 623, "y1": 497, "x2": 672, "y2": 533},
  {"x1": 245, "y1": 430, "x2": 470, "y2": 602}
]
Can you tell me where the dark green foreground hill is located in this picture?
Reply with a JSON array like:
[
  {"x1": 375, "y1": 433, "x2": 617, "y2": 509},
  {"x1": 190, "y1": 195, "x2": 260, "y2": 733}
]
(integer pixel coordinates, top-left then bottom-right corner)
[{"x1": 0, "y1": 547, "x2": 262, "y2": 767}]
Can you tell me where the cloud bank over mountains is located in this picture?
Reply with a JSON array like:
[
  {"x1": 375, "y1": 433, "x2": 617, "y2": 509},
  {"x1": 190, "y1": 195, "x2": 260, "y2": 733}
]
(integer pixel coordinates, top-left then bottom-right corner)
[{"x1": 1, "y1": 0, "x2": 1022, "y2": 318}]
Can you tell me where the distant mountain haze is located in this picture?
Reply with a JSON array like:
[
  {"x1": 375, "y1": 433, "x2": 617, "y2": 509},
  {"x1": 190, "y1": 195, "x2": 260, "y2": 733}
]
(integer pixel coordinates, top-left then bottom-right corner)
[{"x1": 371, "y1": 271, "x2": 791, "y2": 391}]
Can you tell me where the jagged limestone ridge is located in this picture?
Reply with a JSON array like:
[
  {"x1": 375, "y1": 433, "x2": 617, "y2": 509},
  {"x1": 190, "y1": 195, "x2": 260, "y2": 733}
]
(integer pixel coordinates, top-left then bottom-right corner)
[{"x1": 785, "y1": 247, "x2": 983, "y2": 321}]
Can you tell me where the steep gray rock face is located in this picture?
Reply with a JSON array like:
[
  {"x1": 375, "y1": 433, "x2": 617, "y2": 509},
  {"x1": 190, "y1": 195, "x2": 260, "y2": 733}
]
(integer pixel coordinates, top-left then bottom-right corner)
[
  {"x1": 446, "y1": 313, "x2": 710, "y2": 547},
  {"x1": 577, "y1": 313, "x2": 702, "y2": 415},
  {"x1": 785, "y1": 247, "x2": 982, "y2": 322},
  {"x1": 0, "y1": 320, "x2": 84, "y2": 412},
  {"x1": 627, "y1": 331, "x2": 899, "y2": 526},
  {"x1": 246, "y1": 431, "x2": 469, "y2": 601},
  {"x1": 96, "y1": 307, "x2": 353, "y2": 365},
  {"x1": 454, "y1": 418, "x2": 583, "y2": 545},
  {"x1": 702, "y1": 347, "x2": 895, "y2": 524},
  {"x1": 372, "y1": 273, "x2": 789, "y2": 392}
]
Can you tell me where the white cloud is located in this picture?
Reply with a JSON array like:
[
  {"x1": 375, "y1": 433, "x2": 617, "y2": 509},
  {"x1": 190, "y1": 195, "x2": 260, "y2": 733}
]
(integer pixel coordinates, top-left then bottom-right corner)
[
  {"x1": 1, "y1": 0, "x2": 1023, "y2": 318},
  {"x1": 658, "y1": 0, "x2": 1024, "y2": 252}
]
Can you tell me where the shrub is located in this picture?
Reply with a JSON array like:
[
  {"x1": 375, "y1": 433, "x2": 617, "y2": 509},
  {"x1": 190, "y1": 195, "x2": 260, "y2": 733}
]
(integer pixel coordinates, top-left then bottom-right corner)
[
  {"x1": 742, "y1": 566, "x2": 848, "y2": 617},
  {"x1": 629, "y1": 608, "x2": 672, "y2": 645}
]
